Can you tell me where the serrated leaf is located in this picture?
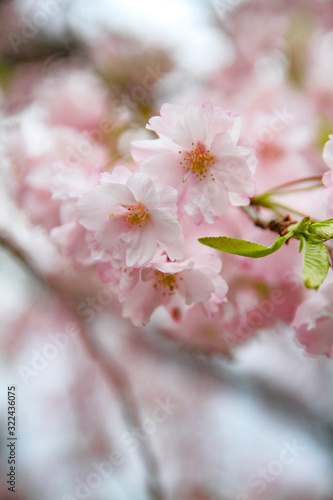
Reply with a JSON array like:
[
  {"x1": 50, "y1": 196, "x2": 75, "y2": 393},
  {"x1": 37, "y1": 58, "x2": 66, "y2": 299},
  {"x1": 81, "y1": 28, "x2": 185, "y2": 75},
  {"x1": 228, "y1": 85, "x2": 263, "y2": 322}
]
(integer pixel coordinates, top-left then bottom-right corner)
[
  {"x1": 308, "y1": 219, "x2": 333, "y2": 241},
  {"x1": 302, "y1": 241, "x2": 330, "y2": 289},
  {"x1": 198, "y1": 235, "x2": 287, "y2": 258}
]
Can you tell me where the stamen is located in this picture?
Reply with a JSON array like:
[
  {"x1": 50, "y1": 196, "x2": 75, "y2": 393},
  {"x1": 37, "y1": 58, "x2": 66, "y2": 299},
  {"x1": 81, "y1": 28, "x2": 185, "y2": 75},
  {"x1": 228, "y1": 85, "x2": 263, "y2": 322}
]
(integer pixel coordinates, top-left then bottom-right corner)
[
  {"x1": 179, "y1": 144, "x2": 215, "y2": 183},
  {"x1": 109, "y1": 204, "x2": 149, "y2": 229},
  {"x1": 153, "y1": 272, "x2": 182, "y2": 296}
]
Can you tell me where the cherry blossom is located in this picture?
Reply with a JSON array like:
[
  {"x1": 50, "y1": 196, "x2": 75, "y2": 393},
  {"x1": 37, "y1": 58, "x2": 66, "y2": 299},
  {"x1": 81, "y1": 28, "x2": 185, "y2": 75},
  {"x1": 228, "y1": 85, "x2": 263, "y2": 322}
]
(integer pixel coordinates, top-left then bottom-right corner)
[
  {"x1": 7, "y1": 7, "x2": 333, "y2": 499},
  {"x1": 323, "y1": 136, "x2": 333, "y2": 217},
  {"x1": 77, "y1": 168, "x2": 184, "y2": 268},
  {"x1": 132, "y1": 101, "x2": 257, "y2": 224},
  {"x1": 117, "y1": 253, "x2": 228, "y2": 327},
  {"x1": 292, "y1": 283, "x2": 333, "y2": 357},
  {"x1": 50, "y1": 169, "x2": 102, "y2": 267}
]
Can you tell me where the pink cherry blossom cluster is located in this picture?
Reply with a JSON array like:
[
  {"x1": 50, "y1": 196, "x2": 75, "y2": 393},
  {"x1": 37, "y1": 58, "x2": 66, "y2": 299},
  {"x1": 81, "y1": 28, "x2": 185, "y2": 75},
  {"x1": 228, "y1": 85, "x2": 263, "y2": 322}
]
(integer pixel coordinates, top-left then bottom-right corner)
[
  {"x1": 4, "y1": 2, "x2": 333, "y2": 498},
  {"x1": 5, "y1": 78, "x2": 333, "y2": 357},
  {"x1": 4, "y1": 0, "x2": 333, "y2": 360},
  {"x1": 51, "y1": 101, "x2": 258, "y2": 327}
]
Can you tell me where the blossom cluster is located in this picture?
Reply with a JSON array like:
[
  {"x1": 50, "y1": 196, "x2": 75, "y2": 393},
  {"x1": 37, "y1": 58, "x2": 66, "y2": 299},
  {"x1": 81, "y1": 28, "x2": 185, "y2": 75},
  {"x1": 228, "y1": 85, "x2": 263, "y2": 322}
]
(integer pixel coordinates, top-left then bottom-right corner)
[
  {"x1": 3, "y1": 2, "x2": 333, "y2": 498},
  {"x1": 6, "y1": 76, "x2": 333, "y2": 357},
  {"x1": 56, "y1": 101, "x2": 258, "y2": 327},
  {"x1": 4, "y1": 2, "x2": 333, "y2": 359}
]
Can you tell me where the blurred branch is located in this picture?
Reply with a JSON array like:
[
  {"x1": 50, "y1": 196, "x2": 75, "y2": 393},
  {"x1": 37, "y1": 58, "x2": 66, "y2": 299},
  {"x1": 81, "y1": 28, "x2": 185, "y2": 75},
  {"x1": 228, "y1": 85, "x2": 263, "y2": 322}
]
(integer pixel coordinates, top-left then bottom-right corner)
[
  {"x1": 76, "y1": 324, "x2": 166, "y2": 500},
  {"x1": 140, "y1": 327, "x2": 333, "y2": 451},
  {"x1": 0, "y1": 232, "x2": 166, "y2": 500},
  {"x1": 0, "y1": 42, "x2": 83, "y2": 65},
  {"x1": 0, "y1": 233, "x2": 44, "y2": 283}
]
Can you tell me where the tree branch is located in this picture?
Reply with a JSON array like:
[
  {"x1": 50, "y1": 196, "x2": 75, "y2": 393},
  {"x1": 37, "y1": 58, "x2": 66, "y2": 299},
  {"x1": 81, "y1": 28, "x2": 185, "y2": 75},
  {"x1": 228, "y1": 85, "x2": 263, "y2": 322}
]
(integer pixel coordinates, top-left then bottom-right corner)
[{"x1": 241, "y1": 204, "x2": 297, "y2": 236}]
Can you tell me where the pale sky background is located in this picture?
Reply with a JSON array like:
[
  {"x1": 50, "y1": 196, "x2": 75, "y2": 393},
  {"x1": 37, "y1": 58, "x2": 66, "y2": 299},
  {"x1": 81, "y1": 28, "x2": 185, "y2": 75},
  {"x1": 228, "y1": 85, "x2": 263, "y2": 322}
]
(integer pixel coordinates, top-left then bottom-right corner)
[
  {"x1": 17, "y1": 0, "x2": 235, "y2": 75},
  {"x1": 70, "y1": 0, "x2": 234, "y2": 74}
]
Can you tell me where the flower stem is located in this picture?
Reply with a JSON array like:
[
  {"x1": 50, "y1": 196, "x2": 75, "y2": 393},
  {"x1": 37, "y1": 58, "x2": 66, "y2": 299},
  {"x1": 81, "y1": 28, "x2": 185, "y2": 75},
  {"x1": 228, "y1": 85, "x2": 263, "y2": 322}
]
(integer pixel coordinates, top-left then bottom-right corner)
[
  {"x1": 259, "y1": 175, "x2": 323, "y2": 196},
  {"x1": 264, "y1": 201, "x2": 309, "y2": 218}
]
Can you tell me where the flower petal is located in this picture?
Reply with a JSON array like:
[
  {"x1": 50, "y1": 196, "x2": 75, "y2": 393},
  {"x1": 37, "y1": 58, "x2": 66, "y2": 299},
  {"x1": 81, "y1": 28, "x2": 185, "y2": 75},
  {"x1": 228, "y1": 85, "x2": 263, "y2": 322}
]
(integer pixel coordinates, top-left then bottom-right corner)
[
  {"x1": 94, "y1": 215, "x2": 128, "y2": 254},
  {"x1": 172, "y1": 105, "x2": 207, "y2": 147},
  {"x1": 179, "y1": 269, "x2": 215, "y2": 304},
  {"x1": 140, "y1": 151, "x2": 184, "y2": 188},
  {"x1": 147, "y1": 103, "x2": 186, "y2": 137},
  {"x1": 125, "y1": 223, "x2": 158, "y2": 267},
  {"x1": 149, "y1": 208, "x2": 181, "y2": 244},
  {"x1": 323, "y1": 136, "x2": 333, "y2": 169},
  {"x1": 77, "y1": 184, "x2": 135, "y2": 230},
  {"x1": 126, "y1": 173, "x2": 159, "y2": 207},
  {"x1": 101, "y1": 165, "x2": 133, "y2": 184}
]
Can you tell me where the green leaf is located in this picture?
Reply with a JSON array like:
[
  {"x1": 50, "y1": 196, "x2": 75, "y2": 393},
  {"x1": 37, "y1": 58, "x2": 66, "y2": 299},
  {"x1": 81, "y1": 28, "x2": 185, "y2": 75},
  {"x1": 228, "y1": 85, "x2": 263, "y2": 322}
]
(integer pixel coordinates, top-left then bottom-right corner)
[
  {"x1": 302, "y1": 241, "x2": 330, "y2": 289},
  {"x1": 298, "y1": 235, "x2": 306, "y2": 253},
  {"x1": 198, "y1": 235, "x2": 288, "y2": 258},
  {"x1": 308, "y1": 219, "x2": 333, "y2": 241}
]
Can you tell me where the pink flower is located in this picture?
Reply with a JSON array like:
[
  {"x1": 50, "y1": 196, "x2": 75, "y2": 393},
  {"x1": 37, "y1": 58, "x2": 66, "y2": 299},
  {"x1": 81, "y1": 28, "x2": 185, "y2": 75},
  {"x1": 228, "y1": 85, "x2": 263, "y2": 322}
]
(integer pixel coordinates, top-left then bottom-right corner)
[
  {"x1": 50, "y1": 169, "x2": 102, "y2": 268},
  {"x1": 7, "y1": 109, "x2": 109, "y2": 232},
  {"x1": 77, "y1": 167, "x2": 184, "y2": 268},
  {"x1": 117, "y1": 253, "x2": 228, "y2": 326},
  {"x1": 292, "y1": 283, "x2": 333, "y2": 357},
  {"x1": 323, "y1": 135, "x2": 333, "y2": 169},
  {"x1": 132, "y1": 101, "x2": 257, "y2": 224},
  {"x1": 323, "y1": 136, "x2": 333, "y2": 217},
  {"x1": 38, "y1": 68, "x2": 108, "y2": 132}
]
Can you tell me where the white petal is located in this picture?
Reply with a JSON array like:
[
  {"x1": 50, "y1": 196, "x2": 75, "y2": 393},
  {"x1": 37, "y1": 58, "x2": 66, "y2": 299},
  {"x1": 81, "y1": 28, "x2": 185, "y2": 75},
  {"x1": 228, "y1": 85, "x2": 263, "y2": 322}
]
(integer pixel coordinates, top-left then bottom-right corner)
[
  {"x1": 140, "y1": 151, "x2": 184, "y2": 188},
  {"x1": 324, "y1": 137, "x2": 333, "y2": 169},
  {"x1": 121, "y1": 277, "x2": 160, "y2": 326},
  {"x1": 172, "y1": 105, "x2": 207, "y2": 147},
  {"x1": 51, "y1": 171, "x2": 90, "y2": 200},
  {"x1": 94, "y1": 216, "x2": 128, "y2": 253},
  {"x1": 229, "y1": 115, "x2": 241, "y2": 144},
  {"x1": 159, "y1": 237, "x2": 184, "y2": 261},
  {"x1": 217, "y1": 169, "x2": 254, "y2": 194},
  {"x1": 147, "y1": 103, "x2": 186, "y2": 137},
  {"x1": 125, "y1": 223, "x2": 157, "y2": 267},
  {"x1": 149, "y1": 208, "x2": 181, "y2": 244},
  {"x1": 179, "y1": 269, "x2": 215, "y2": 304},
  {"x1": 77, "y1": 184, "x2": 135, "y2": 230},
  {"x1": 101, "y1": 165, "x2": 132, "y2": 184},
  {"x1": 156, "y1": 186, "x2": 179, "y2": 217},
  {"x1": 126, "y1": 173, "x2": 159, "y2": 207},
  {"x1": 131, "y1": 137, "x2": 171, "y2": 163}
]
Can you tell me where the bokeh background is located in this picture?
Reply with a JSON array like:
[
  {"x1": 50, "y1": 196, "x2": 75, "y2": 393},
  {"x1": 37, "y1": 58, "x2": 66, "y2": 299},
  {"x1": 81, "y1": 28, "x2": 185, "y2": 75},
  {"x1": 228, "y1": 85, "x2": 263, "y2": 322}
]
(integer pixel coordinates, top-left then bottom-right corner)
[{"x1": 1, "y1": 0, "x2": 333, "y2": 499}]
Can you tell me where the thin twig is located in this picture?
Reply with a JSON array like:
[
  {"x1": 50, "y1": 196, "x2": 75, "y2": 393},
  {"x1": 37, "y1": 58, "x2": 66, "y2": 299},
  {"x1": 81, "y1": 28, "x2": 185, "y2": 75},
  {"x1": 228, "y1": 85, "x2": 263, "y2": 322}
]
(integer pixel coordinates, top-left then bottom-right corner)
[
  {"x1": 258, "y1": 175, "x2": 323, "y2": 195},
  {"x1": 241, "y1": 205, "x2": 297, "y2": 236},
  {"x1": 263, "y1": 201, "x2": 309, "y2": 218}
]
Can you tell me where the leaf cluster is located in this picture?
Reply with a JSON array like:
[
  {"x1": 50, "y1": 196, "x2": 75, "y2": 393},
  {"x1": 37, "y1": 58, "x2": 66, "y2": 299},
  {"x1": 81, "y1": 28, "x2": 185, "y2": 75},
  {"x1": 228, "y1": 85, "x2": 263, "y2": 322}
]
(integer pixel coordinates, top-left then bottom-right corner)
[{"x1": 199, "y1": 217, "x2": 333, "y2": 290}]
